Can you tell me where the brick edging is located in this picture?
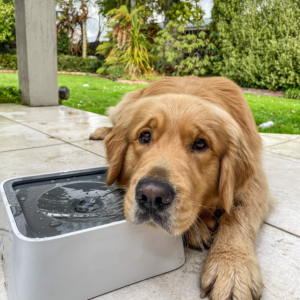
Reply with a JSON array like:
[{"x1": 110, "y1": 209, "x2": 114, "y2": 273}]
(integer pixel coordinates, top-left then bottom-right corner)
[
  {"x1": 241, "y1": 87, "x2": 284, "y2": 98},
  {"x1": 0, "y1": 70, "x2": 18, "y2": 73}
]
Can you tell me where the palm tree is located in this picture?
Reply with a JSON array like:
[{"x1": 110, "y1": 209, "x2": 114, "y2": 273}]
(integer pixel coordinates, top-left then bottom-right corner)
[
  {"x1": 96, "y1": 4, "x2": 153, "y2": 76},
  {"x1": 107, "y1": 4, "x2": 145, "y2": 46},
  {"x1": 120, "y1": 13, "x2": 152, "y2": 75}
]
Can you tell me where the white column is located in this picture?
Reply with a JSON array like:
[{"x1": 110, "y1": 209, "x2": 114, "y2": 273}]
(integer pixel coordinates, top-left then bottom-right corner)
[{"x1": 14, "y1": 0, "x2": 58, "y2": 106}]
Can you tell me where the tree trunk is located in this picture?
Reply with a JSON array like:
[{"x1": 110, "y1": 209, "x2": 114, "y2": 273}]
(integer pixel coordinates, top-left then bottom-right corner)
[{"x1": 82, "y1": 17, "x2": 87, "y2": 58}]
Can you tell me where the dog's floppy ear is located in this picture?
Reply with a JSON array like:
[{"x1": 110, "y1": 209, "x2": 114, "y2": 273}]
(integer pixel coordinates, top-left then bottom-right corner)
[
  {"x1": 104, "y1": 124, "x2": 128, "y2": 186},
  {"x1": 218, "y1": 127, "x2": 256, "y2": 214}
]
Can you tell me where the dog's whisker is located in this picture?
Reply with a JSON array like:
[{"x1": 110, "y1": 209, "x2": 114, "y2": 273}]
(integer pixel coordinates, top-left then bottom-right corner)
[
  {"x1": 188, "y1": 202, "x2": 220, "y2": 224},
  {"x1": 191, "y1": 211, "x2": 213, "y2": 243},
  {"x1": 192, "y1": 222, "x2": 205, "y2": 249}
]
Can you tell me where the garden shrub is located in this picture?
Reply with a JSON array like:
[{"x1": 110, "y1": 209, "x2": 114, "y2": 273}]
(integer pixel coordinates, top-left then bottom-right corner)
[
  {"x1": 0, "y1": 0, "x2": 15, "y2": 44},
  {"x1": 0, "y1": 54, "x2": 103, "y2": 73},
  {"x1": 57, "y1": 55, "x2": 103, "y2": 73},
  {"x1": 0, "y1": 54, "x2": 18, "y2": 70},
  {"x1": 212, "y1": 0, "x2": 300, "y2": 90},
  {"x1": 0, "y1": 86, "x2": 21, "y2": 104},
  {"x1": 57, "y1": 31, "x2": 71, "y2": 55},
  {"x1": 106, "y1": 65, "x2": 125, "y2": 80},
  {"x1": 284, "y1": 87, "x2": 300, "y2": 100},
  {"x1": 155, "y1": 1, "x2": 219, "y2": 76}
]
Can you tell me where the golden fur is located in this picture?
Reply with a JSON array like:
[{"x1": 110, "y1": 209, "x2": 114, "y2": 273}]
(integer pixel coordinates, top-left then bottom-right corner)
[{"x1": 90, "y1": 76, "x2": 269, "y2": 300}]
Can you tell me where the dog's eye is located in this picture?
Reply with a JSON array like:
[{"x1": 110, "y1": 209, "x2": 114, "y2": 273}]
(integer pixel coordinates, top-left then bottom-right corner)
[
  {"x1": 139, "y1": 132, "x2": 151, "y2": 144},
  {"x1": 193, "y1": 138, "x2": 208, "y2": 151}
]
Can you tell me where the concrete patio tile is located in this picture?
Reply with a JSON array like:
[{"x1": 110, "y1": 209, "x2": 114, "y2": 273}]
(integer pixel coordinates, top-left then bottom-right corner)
[
  {"x1": 266, "y1": 138, "x2": 300, "y2": 160},
  {"x1": 0, "y1": 116, "x2": 14, "y2": 124},
  {"x1": 0, "y1": 122, "x2": 64, "y2": 152},
  {"x1": 72, "y1": 140, "x2": 107, "y2": 157},
  {"x1": 149, "y1": 224, "x2": 300, "y2": 300},
  {"x1": 22, "y1": 116, "x2": 112, "y2": 143},
  {"x1": 92, "y1": 276, "x2": 179, "y2": 300},
  {"x1": 257, "y1": 225, "x2": 300, "y2": 300},
  {"x1": 0, "y1": 144, "x2": 106, "y2": 183},
  {"x1": 0, "y1": 224, "x2": 298, "y2": 300},
  {"x1": 0, "y1": 104, "x2": 100, "y2": 122},
  {"x1": 263, "y1": 150, "x2": 300, "y2": 163},
  {"x1": 260, "y1": 133, "x2": 300, "y2": 148},
  {"x1": 263, "y1": 154, "x2": 300, "y2": 237}
]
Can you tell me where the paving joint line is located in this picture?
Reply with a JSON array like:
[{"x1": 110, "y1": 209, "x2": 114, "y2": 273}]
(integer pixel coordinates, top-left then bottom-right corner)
[
  {"x1": 264, "y1": 222, "x2": 300, "y2": 239},
  {"x1": 0, "y1": 142, "x2": 65, "y2": 154},
  {"x1": 264, "y1": 138, "x2": 300, "y2": 149},
  {"x1": 64, "y1": 139, "x2": 107, "y2": 159},
  {"x1": 0, "y1": 114, "x2": 18, "y2": 123},
  {"x1": 1, "y1": 114, "x2": 107, "y2": 159},
  {"x1": 264, "y1": 150, "x2": 300, "y2": 162},
  {"x1": 19, "y1": 115, "x2": 109, "y2": 124}
]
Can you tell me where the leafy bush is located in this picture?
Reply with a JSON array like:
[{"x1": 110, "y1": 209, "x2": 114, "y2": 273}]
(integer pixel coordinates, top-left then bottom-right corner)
[
  {"x1": 0, "y1": 0, "x2": 15, "y2": 43},
  {"x1": 155, "y1": 1, "x2": 218, "y2": 76},
  {"x1": 212, "y1": 0, "x2": 300, "y2": 90},
  {"x1": 106, "y1": 65, "x2": 125, "y2": 80},
  {"x1": 57, "y1": 31, "x2": 71, "y2": 55},
  {"x1": 284, "y1": 87, "x2": 300, "y2": 100},
  {"x1": 0, "y1": 54, "x2": 103, "y2": 73},
  {"x1": 0, "y1": 54, "x2": 17, "y2": 70},
  {"x1": 0, "y1": 86, "x2": 21, "y2": 104},
  {"x1": 57, "y1": 55, "x2": 103, "y2": 73}
]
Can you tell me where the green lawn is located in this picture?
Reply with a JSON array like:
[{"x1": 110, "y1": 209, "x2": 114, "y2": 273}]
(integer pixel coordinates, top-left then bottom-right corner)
[{"x1": 1, "y1": 73, "x2": 299, "y2": 134}]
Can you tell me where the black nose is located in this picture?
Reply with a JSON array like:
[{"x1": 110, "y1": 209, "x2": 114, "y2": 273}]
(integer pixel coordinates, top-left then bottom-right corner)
[{"x1": 135, "y1": 178, "x2": 175, "y2": 211}]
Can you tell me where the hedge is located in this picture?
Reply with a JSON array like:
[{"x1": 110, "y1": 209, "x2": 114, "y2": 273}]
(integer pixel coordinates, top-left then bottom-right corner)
[
  {"x1": 57, "y1": 55, "x2": 102, "y2": 73},
  {"x1": 0, "y1": 54, "x2": 103, "y2": 73},
  {"x1": 0, "y1": 54, "x2": 17, "y2": 70},
  {"x1": 0, "y1": 86, "x2": 21, "y2": 104},
  {"x1": 211, "y1": 0, "x2": 300, "y2": 91}
]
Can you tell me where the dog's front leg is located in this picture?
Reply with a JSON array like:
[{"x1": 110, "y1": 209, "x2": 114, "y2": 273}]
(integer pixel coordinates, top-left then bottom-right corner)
[{"x1": 200, "y1": 177, "x2": 269, "y2": 300}]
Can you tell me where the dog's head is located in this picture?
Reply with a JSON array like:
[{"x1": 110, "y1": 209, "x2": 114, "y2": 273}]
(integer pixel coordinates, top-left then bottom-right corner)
[{"x1": 104, "y1": 94, "x2": 257, "y2": 235}]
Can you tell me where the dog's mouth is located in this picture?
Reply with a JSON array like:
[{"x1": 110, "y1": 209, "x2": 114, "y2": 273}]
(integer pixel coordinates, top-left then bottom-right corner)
[
  {"x1": 132, "y1": 177, "x2": 176, "y2": 234},
  {"x1": 134, "y1": 203, "x2": 174, "y2": 233}
]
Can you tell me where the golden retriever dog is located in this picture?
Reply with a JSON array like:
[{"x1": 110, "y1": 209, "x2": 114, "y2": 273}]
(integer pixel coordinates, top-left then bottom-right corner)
[{"x1": 90, "y1": 76, "x2": 269, "y2": 300}]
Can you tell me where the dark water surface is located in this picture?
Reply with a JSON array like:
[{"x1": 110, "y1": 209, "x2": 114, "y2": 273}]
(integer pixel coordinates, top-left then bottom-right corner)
[{"x1": 11, "y1": 172, "x2": 125, "y2": 238}]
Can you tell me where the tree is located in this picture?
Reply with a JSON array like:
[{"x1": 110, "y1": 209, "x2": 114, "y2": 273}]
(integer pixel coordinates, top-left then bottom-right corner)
[
  {"x1": 96, "y1": 0, "x2": 131, "y2": 17},
  {"x1": 155, "y1": 0, "x2": 219, "y2": 76},
  {"x1": 95, "y1": 14, "x2": 108, "y2": 42},
  {"x1": 107, "y1": 4, "x2": 145, "y2": 46},
  {"x1": 120, "y1": 13, "x2": 152, "y2": 74},
  {"x1": 0, "y1": 0, "x2": 15, "y2": 43},
  {"x1": 79, "y1": 2, "x2": 88, "y2": 57},
  {"x1": 96, "y1": 5, "x2": 152, "y2": 76},
  {"x1": 56, "y1": 0, "x2": 91, "y2": 57}
]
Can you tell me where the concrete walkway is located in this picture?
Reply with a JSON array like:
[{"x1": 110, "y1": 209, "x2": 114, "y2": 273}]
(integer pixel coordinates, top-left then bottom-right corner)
[{"x1": 0, "y1": 104, "x2": 299, "y2": 300}]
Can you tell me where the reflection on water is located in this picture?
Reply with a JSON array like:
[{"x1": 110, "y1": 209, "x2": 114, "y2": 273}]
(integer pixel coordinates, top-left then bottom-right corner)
[{"x1": 13, "y1": 172, "x2": 126, "y2": 238}]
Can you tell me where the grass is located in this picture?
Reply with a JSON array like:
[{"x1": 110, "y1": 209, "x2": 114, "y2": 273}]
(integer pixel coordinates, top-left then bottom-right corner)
[
  {"x1": 245, "y1": 94, "x2": 300, "y2": 134},
  {"x1": 0, "y1": 73, "x2": 299, "y2": 134},
  {"x1": 0, "y1": 73, "x2": 147, "y2": 115}
]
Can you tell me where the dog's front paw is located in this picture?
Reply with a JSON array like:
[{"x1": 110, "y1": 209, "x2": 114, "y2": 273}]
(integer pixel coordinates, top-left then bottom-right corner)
[
  {"x1": 89, "y1": 127, "x2": 112, "y2": 140},
  {"x1": 200, "y1": 247, "x2": 263, "y2": 300}
]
